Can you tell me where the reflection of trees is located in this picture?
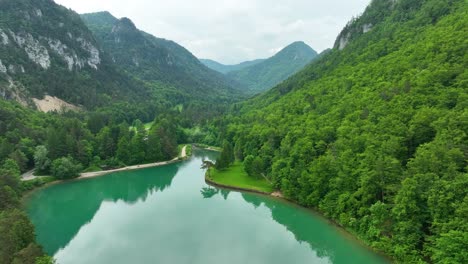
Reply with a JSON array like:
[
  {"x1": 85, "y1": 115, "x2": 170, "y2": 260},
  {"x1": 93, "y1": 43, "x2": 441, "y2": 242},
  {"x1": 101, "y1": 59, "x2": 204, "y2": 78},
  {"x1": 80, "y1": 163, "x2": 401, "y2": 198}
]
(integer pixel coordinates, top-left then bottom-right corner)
[
  {"x1": 200, "y1": 186, "x2": 218, "y2": 199},
  {"x1": 28, "y1": 164, "x2": 179, "y2": 255},
  {"x1": 240, "y1": 193, "x2": 382, "y2": 263},
  {"x1": 220, "y1": 189, "x2": 230, "y2": 200}
]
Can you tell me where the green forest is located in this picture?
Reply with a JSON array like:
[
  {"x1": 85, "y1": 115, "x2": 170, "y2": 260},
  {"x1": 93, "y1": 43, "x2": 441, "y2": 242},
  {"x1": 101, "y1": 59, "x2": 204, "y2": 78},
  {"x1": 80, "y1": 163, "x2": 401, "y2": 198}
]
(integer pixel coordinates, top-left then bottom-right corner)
[
  {"x1": 215, "y1": 0, "x2": 468, "y2": 262},
  {"x1": 0, "y1": 0, "x2": 467, "y2": 263}
]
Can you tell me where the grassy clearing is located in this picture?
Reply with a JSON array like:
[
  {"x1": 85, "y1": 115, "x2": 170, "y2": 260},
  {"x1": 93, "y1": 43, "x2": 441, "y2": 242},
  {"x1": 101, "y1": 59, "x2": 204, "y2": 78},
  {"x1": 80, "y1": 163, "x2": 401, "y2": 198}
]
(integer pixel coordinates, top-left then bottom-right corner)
[
  {"x1": 129, "y1": 122, "x2": 153, "y2": 132},
  {"x1": 207, "y1": 162, "x2": 273, "y2": 193}
]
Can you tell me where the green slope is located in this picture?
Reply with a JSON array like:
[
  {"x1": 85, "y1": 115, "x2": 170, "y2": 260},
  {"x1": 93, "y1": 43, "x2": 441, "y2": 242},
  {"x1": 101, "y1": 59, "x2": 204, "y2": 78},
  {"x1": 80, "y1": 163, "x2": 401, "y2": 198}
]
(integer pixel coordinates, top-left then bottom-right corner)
[
  {"x1": 81, "y1": 12, "x2": 245, "y2": 106},
  {"x1": 223, "y1": 0, "x2": 467, "y2": 262},
  {"x1": 226, "y1": 41, "x2": 318, "y2": 94}
]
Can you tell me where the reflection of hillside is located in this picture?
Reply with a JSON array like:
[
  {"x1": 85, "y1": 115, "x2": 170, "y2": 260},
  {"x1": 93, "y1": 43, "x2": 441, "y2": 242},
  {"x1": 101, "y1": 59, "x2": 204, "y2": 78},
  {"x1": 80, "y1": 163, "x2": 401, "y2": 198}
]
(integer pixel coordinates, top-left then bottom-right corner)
[
  {"x1": 28, "y1": 164, "x2": 179, "y2": 255},
  {"x1": 241, "y1": 193, "x2": 381, "y2": 264}
]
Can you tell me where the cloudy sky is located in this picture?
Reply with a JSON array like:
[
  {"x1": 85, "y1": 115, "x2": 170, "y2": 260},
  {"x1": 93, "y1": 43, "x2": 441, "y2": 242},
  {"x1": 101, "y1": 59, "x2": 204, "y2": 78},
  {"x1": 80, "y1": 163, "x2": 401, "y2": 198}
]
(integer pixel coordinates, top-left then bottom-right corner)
[{"x1": 54, "y1": 0, "x2": 370, "y2": 64}]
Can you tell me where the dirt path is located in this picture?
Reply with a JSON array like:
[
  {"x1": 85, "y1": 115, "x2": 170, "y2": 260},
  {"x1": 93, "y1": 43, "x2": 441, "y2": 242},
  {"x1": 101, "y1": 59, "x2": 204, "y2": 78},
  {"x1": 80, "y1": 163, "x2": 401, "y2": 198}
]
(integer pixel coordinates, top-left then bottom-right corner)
[
  {"x1": 80, "y1": 145, "x2": 188, "y2": 180},
  {"x1": 21, "y1": 146, "x2": 189, "y2": 182},
  {"x1": 21, "y1": 169, "x2": 37, "y2": 181},
  {"x1": 80, "y1": 160, "x2": 176, "y2": 179},
  {"x1": 181, "y1": 145, "x2": 187, "y2": 158}
]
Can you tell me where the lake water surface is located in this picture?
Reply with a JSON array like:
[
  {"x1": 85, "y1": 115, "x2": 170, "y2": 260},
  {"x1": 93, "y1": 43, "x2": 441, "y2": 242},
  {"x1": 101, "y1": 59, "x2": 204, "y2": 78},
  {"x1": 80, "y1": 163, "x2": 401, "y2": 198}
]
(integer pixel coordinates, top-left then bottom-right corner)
[{"x1": 26, "y1": 150, "x2": 389, "y2": 264}]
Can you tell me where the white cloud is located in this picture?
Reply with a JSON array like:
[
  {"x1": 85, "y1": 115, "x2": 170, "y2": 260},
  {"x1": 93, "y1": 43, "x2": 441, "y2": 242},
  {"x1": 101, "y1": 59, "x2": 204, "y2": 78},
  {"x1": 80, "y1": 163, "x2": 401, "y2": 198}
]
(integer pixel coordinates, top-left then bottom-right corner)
[{"x1": 54, "y1": 0, "x2": 371, "y2": 64}]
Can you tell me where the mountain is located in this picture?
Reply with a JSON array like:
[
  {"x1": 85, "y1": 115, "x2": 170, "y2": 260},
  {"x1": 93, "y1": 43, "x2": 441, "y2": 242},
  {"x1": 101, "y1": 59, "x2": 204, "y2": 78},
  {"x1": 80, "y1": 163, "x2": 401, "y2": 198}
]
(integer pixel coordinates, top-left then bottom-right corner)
[
  {"x1": 81, "y1": 12, "x2": 244, "y2": 106},
  {"x1": 221, "y1": 0, "x2": 467, "y2": 263},
  {"x1": 226, "y1": 41, "x2": 318, "y2": 94},
  {"x1": 200, "y1": 58, "x2": 266, "y2": 74},
  {"x1": 0, "y1": 0, "x2": 150, "y2": 109}
]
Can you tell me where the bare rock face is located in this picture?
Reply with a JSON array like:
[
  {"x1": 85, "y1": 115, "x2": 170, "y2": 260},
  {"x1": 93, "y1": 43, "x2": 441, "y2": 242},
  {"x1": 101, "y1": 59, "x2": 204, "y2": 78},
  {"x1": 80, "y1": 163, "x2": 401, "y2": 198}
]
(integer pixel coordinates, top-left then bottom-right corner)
[
  {"x1": 0, "y1": 59, "x2": 7, "y2": 73},
  {"x1": 0, "y1": 29, "x2": 9, "y2": 45},
  {"x1": 338, "y1": 33, "x2": 351, "y2": 50},
  {"x1": 363, "y1": 23, "x2": 373, "y2": 33},
  {"x1": 77, "y1": 38, "x2": 101, "y2": 69},
  {"x1": 9, "y1": 31, "x2": 51, "y2": 69}
]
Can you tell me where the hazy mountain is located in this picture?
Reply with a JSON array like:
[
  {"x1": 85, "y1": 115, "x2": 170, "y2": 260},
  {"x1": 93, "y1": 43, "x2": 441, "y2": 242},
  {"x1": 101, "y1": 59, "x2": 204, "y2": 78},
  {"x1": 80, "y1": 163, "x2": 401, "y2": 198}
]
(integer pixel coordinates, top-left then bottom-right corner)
[
  {"x1": 81, "y1": 12, "x2": 244, "y2": 105},
  {"x1": 200, "y1": 58, "x2": 266, "y2": 74},
  {"x1": 226, "y1": 41, "x2": 318, "y2": 94}
]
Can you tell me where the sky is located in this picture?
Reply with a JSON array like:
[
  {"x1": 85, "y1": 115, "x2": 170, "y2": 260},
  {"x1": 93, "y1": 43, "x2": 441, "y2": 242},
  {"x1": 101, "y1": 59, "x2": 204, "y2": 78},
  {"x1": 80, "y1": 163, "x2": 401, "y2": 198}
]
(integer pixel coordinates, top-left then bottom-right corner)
[{"x1": 54, "y1": 0, "x2": 371, "y2": 64}]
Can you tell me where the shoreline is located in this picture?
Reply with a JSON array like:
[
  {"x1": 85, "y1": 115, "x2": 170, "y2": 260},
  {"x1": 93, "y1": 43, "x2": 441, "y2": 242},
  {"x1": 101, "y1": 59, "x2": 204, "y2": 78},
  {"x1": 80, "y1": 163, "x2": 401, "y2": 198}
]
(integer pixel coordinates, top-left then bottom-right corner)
[
  {"x1": 204, "y1": 170, "x2": 391, "y2": 263},
  {"x1": 22, "y1": 146, "x2": 190, "y2": 200},
  {"x1": 79, "y1": 158, "x2": 180, "y2": 180}
]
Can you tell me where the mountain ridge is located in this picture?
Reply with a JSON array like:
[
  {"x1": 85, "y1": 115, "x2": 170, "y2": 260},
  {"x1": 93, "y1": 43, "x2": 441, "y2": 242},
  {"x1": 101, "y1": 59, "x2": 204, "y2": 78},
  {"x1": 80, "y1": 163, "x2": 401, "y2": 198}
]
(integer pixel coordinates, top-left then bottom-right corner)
[
  {"x1": 81, "y1": 11, "x2": 245, "y2": 106},
  {"x1": 226, "y1": 41, "x2": 318, "y2": 94}
]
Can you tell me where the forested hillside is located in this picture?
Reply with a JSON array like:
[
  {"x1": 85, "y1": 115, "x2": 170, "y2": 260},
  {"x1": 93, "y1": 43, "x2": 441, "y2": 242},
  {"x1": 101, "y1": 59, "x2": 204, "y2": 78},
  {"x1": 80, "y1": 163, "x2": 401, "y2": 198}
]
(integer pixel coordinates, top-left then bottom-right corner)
[
  {"x1": 81, "y1": 12, "x2": 244, "y2": 107},
  {"x1": 226, "y1": 41, "x2": 318, "y2": 94},
  {"x1": 0, "y1": 96, "x2": 185, "y2": 262},
  {"x1": 221, "y1": 0, "x2": 467, "y2": 262}
]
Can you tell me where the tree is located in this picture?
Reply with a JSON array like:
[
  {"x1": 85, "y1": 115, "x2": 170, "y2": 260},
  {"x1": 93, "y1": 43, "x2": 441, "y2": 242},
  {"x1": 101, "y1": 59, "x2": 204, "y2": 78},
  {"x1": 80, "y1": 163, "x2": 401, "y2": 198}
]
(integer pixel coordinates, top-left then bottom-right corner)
[
  {"x1": 11, "y1": 243, "x2": 44, "y2": 264},
  {"x1": 216, "y1": 141, "x2": 234, "y2": 170},
  {"x1": 34, "y1": 146, "x2": 50, "y2": 174},
  {"x1": 146, "y1": 126, "x2": 163, "y2": 162},
  {"x1": 243, "y1": 155, "x2": 255, "y2": 176},
  {"x1": 0, "y1": 159, "x2": 21, "y2": 194},
  {"x1": 0, "y1": 186, "x2": 20, "y2": 210},
  {"x1": 0, "y1": 209, "x2": 37, "y2": 264},
  {"x1": 116, "y1": 137, "x2": 132, "y2": 164},
  {"x1": 8, "y1": 150, "x2": 28, "y2": 173},
  {"x1": 51, "y1": 157, "x2": 82, "y2": 180}
]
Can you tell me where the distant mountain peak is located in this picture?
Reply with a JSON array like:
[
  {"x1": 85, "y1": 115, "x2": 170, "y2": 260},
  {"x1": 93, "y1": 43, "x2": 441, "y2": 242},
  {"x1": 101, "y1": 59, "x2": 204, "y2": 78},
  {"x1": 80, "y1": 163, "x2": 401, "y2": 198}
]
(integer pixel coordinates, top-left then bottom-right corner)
[
  {"x1": 276, "y1": 41, "x2": 317, "y2": 56},
  {"x1": 222, "y1": 40, "x2": 318, "y2": 94},
  {"x1": 117, "y1": 17, "x2": 137, "y2": 30}
]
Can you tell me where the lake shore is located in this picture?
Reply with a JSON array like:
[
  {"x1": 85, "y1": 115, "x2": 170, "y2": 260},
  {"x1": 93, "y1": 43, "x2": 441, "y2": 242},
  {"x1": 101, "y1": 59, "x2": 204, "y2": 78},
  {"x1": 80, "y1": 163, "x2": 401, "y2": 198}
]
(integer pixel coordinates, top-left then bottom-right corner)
[
  {"x1": 77, "y1": 145, "x2": 189, "y2": 180},
  {"x1": 21, "y1": 145, "x2": 190, "y2": 200}
]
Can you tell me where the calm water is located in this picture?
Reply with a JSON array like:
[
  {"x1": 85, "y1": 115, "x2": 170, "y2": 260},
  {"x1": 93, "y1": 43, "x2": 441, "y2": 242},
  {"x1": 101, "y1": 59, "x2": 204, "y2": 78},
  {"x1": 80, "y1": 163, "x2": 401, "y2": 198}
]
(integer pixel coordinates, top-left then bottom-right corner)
[{"x1": 26, "y1": 150, "x2": 388, "y2": 264}]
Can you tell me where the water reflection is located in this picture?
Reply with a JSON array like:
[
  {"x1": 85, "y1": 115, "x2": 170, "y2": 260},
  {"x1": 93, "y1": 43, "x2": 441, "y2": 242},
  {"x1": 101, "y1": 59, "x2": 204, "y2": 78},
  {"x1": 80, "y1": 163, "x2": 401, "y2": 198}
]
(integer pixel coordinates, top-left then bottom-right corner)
[
  {"x1": 200, "y1": 186, "x2": 218, "y2": 199},
  {"x1": 26, "y1": 164, "x2": 179, "y2": 255},
  {"x1": 27, "y1": 150, "x2": 387, "y2": 264}
]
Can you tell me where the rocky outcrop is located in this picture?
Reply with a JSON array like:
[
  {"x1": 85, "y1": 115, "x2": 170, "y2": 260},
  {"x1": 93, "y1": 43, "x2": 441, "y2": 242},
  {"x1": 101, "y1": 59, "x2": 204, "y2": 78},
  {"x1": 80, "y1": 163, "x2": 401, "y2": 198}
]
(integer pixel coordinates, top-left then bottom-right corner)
[
  {"x1": 0, "y1": 59, "x2": 7, "y2": 73},
  {"x1": 77, "y1": 38, "x2": 101, "y2": 70},
  {"x1": 9, "y1": 31, "x2": 51, "y2": 69},
  {"x1": 363, "y1": 23, "x2": 373, "y2": 33},
  {"x1": 338, "y1": 33, "x2": 351, "y2": 50},
  {"x1": 0, "y1": 29, "x2": 9, "y2": 45}
]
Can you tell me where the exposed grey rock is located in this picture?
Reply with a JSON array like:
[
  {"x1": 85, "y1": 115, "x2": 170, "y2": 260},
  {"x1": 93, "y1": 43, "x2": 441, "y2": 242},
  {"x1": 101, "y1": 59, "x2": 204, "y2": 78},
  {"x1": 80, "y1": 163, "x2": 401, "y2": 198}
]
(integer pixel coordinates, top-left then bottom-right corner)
[
  {"x1": 77, "y1": 38, "x2": 101, "y2": 69},
  {"x1": 0, "y1": 60, "x2": 7, "y2": 73},
  {"x1": 8, "y1": 64, "x2": 16, "y2": 74},
  {"x1": 48, "y1": 38, "x2": 76, "y2": 71},
  {"x1": 338, "y1": 32, "x2": 351, "y2": 50},
  {"x1": 0, "y1": 29, "x2": 9, "y2": 45},
  {"x1": 10, "y1": 31, "x2": 50, "y2": 69},
  {"x1": 363, "y1": 23, "x2": 373, "y2": 33}
]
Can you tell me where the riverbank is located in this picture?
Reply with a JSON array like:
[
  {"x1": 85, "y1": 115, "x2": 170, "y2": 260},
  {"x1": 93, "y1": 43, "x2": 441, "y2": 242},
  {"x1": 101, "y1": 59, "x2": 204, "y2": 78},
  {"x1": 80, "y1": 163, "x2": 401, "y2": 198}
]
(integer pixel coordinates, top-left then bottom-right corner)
[
  {"x1": 75, "y1": 145, "x2": 190, "y2": 180},
  {"x1": 21, "y1": 145, "x2": 190, "y2": 195},
  {"x1": 204, "y1": 160, "x2": 391, "y2": 263}
]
